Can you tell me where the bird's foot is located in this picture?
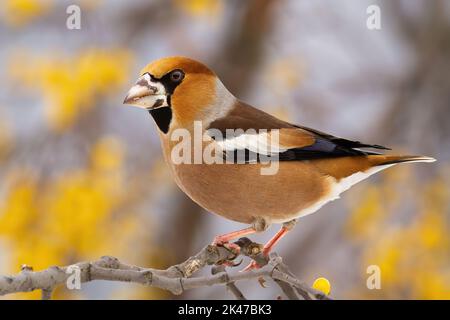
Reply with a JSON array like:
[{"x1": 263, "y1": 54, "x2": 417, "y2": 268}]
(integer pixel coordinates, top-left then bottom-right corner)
[
  {"x1": 241, "y1": 222, "x2": 295, "y2": 272},
  {"x1": 240, "y1": 246, "x2": 271, "y2": 271},
  {"x1": 212, "y1": 236, "x2": 241, "y2": 254},
  {"x1": 212, "y1": 237, "x2": 242, "y2": 267}
]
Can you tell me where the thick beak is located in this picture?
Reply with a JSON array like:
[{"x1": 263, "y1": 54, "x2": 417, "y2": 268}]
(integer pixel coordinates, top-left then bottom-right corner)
[
  {"x1": 123, "y1": 85, "x2": 153, "y2": 104},
  {"x1": 123, "y1": 73, "x2": 167, "y2": 109}
]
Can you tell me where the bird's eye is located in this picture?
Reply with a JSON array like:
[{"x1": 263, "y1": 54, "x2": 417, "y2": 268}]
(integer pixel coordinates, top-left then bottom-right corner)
[{"x1": 170, "y1": 70, "x2": 184, "y2": 83}]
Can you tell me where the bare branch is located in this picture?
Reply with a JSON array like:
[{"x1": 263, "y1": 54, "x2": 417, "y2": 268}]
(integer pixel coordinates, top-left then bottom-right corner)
[{"x1": 0, "y1": 238, "x2": 330, "y2": 300}]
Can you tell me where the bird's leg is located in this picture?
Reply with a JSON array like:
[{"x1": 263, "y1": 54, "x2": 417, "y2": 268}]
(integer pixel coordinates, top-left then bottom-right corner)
[
  {"x1": 242, "y1": 219, "x2": 297, "y2": 271},
  {"x1": 212, "y1": 218, "x2": 269, "y2": 256},
  {"x1": 212, "y1": 227, "x2": 257, "y2": 267},
  {"x1": 212, "y1": 227, "x2": 257, "y2": 253}
]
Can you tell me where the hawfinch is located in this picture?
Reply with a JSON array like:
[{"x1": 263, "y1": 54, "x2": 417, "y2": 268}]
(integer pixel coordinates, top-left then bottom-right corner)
[{"x1": 124, "y1": 56, "x2": 435, "y2": 270}]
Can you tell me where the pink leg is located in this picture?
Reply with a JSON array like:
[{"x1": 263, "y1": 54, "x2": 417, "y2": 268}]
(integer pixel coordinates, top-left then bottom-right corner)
[
  {"x1": 242, "y1": 220, "x2": 296, "y2": 271},
  {"x1": 212, "y1": 227, "x2": 257, "y2": 253},
  {"x1": 213, "y1": 227, "x2": 257, "y2": 245},
  {"x1": 262, "y1": 226, "x2": 290, "y2": 255}
]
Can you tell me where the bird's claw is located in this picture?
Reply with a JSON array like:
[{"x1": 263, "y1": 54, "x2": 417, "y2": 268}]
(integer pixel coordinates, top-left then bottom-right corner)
[
  {"x1": 212, "y1": 237, "x2": 241, "y2": 255},
  {"x1": 222, "y1": 242, "x2": 241, "y2": 254},
  {"x1": 219, "y1": 258, "x2": 243, "y2": 268}
]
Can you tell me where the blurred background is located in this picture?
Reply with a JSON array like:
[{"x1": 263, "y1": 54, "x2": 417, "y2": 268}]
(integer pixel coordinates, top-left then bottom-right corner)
[{"x1": 0, "y1": 0, "x2": 449, "y2": 299}]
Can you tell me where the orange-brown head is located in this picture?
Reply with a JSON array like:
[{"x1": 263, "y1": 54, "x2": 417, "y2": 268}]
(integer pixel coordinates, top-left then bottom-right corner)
[{"x1": 124, "y1": 56, "x2": 235, "y2": 133}]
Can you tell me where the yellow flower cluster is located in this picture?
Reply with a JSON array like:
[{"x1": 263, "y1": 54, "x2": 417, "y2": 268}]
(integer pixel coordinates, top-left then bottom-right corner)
[
  {"x1": 9, "y1": 49, "x2": 132, "y2": 131},
  {"x1": 346, "y1": 166, "x2": 450, "y2": 299},
  {"x1": 0, "y1": 136, "x2": 145, "y2": 299},
  {"x1": 2, "y1": 0, "x2": 53, "y2": 27}
]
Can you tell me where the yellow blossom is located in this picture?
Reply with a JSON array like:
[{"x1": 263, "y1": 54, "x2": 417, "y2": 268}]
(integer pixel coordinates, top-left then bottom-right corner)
[
  {"x1": 2, "y1": 0, "x2": 52, "y2": 27},
  {"x1": 8, "y1": 49, "x2": 132, "y2": 131},
  {"x1": 312, "y1": 277, "x2": 331, "y2": 295}
]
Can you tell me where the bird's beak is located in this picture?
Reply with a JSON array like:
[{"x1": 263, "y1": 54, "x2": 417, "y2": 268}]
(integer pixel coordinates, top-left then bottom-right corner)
[{"x1": 123, "y1": 73, "x2": 167, "y2": 110}]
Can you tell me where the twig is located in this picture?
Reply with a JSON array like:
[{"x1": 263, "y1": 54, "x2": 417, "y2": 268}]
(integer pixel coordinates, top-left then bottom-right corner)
[
  {"x1": 41, "y1": 287, "x2": 53, "y2": 300},
  {"x1": 212, "y1": 265, "x2": 247, "y2": 300}
]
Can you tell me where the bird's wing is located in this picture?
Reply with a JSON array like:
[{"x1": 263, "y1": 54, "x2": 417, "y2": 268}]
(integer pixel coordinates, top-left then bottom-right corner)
[{"x1": 206, "y1": 101, "x2": 390, "y2": 162}]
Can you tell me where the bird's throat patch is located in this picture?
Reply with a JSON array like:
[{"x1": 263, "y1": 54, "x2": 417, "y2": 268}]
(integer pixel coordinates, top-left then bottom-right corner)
[{"x1": 149, "y1": 107, "x2": 172, "y2": 134}]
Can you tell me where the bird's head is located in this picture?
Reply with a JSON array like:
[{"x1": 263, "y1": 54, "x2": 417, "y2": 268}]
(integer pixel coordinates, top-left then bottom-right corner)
[{"x1": 124, "y1": 56, "x2": 234, "y2": 133}]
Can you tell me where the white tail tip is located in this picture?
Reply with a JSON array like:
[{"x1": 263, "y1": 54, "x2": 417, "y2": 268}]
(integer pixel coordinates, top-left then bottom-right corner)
[{"x1": 407, "y1": 156, "x2": 436, "y2": 163}]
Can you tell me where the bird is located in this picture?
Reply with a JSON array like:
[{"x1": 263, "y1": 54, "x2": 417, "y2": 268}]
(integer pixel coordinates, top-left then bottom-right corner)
[{"x1": 123, "y1": 56, "x2": 435, "y2": 270}]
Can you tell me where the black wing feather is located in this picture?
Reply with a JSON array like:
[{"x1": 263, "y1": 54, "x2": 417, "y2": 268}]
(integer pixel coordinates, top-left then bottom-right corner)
[
  {"x1": 275, "y1": 125, "x2": 390, "y2": 161},
  {"x1": 294, "y1": 125, "x2": 390, "y2": 150}
]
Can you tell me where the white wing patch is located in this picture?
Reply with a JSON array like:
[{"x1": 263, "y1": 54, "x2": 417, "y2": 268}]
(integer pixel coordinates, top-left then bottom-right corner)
[{"x1": 213, "y1": 130, "x2": 287, "y2": 156}]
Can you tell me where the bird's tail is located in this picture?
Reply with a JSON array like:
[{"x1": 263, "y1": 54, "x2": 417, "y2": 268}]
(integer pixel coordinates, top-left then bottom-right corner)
[{"x1": 371, "y1": 155, "x2": 436, "y2": 166}]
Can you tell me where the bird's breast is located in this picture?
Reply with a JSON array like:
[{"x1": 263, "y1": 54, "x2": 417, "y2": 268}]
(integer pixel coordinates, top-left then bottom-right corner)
[{"x1": 159, "y1": 136, "x2": 333, "y2": 224}]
